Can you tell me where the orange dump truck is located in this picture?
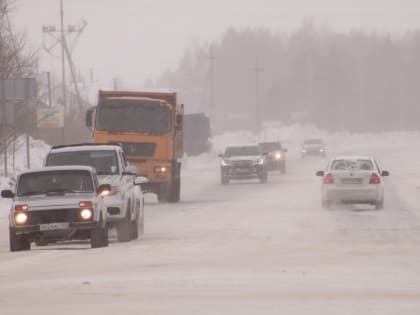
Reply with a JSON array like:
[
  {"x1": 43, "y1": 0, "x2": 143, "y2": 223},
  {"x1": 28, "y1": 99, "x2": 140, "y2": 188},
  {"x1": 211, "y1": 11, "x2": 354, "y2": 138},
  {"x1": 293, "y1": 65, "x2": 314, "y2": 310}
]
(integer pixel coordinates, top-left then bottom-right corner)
[{"x1": 86, "y1": 90, "x2": 183, "y2": 202}]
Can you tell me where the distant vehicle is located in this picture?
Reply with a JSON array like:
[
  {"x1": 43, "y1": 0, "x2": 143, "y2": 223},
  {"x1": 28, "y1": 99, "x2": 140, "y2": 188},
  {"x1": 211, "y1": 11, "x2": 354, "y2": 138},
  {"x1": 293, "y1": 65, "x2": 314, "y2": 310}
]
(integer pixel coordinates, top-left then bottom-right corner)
[
  {"x1": 45, "y1": 143, "x2": 147, "y2": 242},
  {"x1": 219, "y1": 144, "x2": 268, "y2": 184},
  {"x1": 184, "y1": 113, "x2": 212, "y2": 156},
  {"x1": 316, "y1": 156, "x2": 389, "y2": 209},
  {"x1": 301, "y1": 138, "x2": 326, "y2": 158},
  {"x1": 258, "y1": 141, "x2": 287, "y2": 174},
  {"x1": 1, "y1": 166, "x2": 111, "y2": 251}
]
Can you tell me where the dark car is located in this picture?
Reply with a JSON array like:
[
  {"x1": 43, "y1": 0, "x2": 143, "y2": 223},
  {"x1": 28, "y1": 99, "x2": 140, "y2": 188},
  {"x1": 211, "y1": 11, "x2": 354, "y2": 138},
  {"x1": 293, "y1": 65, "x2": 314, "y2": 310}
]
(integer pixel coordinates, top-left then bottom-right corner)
[
  {"x1": 219, "y1": 144, "x2": 268, "y2": 184},
  {"x1": 258, "y1": 141, "x2": 287, "y2": 174},
  {"x1": 301, "y1": 138, "x2": 326, "y2": 158}
]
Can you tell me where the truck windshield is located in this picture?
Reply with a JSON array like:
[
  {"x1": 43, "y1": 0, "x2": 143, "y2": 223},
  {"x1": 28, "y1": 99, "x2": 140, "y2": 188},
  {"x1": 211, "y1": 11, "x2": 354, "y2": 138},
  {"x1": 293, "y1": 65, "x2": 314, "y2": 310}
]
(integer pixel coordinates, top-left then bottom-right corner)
[
  {"x1": 46, "y1": 150, "x2": 119, "y2": 175},
  {"x1": 95, "y1": 99, "x2": 172, "y2": 134},
  {"x1": 17, "y1": 170, "x2": 94, "y2": 196}
]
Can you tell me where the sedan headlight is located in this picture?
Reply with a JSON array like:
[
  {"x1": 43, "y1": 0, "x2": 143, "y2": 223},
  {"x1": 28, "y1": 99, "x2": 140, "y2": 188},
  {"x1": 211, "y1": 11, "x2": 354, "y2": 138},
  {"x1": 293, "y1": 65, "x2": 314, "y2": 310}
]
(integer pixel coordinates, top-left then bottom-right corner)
[{"x1": 15, "y1": 212, "x2": 28, "y2": 225}]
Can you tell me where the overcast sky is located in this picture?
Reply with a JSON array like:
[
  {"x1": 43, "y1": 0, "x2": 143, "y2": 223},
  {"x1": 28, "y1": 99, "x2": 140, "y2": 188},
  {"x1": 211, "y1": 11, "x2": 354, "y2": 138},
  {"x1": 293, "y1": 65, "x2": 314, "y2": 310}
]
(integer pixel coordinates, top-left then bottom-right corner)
[{"x1": 11, "y1": 0, "x2": 420, "y2": 88}]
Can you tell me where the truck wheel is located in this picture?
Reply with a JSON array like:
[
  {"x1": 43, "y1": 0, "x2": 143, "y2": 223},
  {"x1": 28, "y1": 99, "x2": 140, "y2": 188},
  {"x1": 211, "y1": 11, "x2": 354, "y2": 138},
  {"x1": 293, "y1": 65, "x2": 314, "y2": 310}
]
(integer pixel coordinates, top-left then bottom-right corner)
[
  {"x1": 9, "y1": 228, "x2": 30, "y2": 252},
  {"x1": 168, "y1": 177, "x2": 181, "y2": 203},
  {"x1": 91, "y1": 216, "x2": 108, "y2": 248}
]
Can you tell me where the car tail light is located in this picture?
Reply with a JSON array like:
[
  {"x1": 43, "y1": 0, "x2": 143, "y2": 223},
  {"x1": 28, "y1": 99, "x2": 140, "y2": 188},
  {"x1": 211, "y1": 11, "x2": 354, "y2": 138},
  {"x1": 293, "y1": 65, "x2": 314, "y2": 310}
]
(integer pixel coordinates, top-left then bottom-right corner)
[
  {"x1": 323, "y1": 173, "x2": 334, "y2": 184},
  {"x1": 369, "y1": 173, "x2": 381, "y2": 184}
]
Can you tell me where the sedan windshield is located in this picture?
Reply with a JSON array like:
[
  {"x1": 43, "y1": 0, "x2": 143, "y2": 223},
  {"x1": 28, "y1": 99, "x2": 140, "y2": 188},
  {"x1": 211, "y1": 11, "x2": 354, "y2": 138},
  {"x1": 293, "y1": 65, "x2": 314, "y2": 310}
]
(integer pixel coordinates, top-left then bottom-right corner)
[
  {"x1": 17, "y1": 170, "x2": 94, "y2": 197},
  {"x1": 46, "y1": 150, "x2": 119, "y2": 175},
  {"x1": 225, "y1": 146, "x2": 261, "y2": 157},
  {"x1": 95, "y1": 99, "x2": 171, "y2": 134}
]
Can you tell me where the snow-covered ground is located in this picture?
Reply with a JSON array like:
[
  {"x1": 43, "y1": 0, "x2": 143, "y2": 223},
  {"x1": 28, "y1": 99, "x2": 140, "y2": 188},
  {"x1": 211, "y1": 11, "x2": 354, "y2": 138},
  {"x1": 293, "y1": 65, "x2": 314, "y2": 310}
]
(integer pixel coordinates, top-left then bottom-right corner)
[{"x1": 1, "y1": 124, "x2": 420, "y2": 314}]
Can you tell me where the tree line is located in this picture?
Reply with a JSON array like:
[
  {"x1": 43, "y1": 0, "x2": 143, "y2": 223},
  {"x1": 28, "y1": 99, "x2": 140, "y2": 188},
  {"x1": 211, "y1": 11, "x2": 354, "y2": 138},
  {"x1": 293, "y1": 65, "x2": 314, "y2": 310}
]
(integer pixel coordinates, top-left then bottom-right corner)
[{"x1": 156, "y1": 23, "x2": 420, "y2": 132}]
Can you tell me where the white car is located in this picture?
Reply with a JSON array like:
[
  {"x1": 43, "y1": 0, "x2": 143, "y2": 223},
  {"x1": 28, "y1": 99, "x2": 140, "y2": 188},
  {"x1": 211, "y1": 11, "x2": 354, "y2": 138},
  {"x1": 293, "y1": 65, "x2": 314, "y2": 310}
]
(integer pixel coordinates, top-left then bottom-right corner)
[
  {"x1": 45, "y1": 144, "x2": 147, "y2": 242},
  {"x1": 316, "y1": 156, "x2": 389, "y2": 209}
]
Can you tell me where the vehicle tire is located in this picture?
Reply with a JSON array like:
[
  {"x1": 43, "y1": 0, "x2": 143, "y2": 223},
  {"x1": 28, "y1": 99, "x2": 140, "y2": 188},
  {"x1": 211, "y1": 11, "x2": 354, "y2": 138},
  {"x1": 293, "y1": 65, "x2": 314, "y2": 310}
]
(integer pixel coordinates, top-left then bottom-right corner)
[
  {"x1": 130, "y1": 215, "x2": 139, "y2": 240},
  {"x1": 117, "y1": 204, "x2": 131, "y2": 242},
  {"x1": 280, "y1": 164, "x2": 286, "y2": 175},
  {"x1": 221, "y1": 172, "x2": 229, "y2": 185},
  {"x1": 91, "y1": 216, "x2": 108, "y2": 248},
  {"x1": 168, "y1": 177, "x2": 181, "y2": 203},
  {"x1": 322, "y1": 200, "x2": 332, "y2": 209},
  {"x1": 259, "y1": 170, "x2": 268, "y2": 183},
  {"x1": 9, "y1": 228, "x2": 30, "y2": 252},
  {"x1": 375, "y1": 198, "x2": 384, "y2": 210}
]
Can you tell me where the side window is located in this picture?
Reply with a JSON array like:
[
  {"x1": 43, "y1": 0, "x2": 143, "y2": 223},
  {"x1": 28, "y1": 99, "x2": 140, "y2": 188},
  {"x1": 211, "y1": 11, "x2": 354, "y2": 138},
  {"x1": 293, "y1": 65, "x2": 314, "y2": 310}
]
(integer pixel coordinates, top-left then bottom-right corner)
[{"x1": 120, "y1": 151, "x2": 128, "y2": 168}]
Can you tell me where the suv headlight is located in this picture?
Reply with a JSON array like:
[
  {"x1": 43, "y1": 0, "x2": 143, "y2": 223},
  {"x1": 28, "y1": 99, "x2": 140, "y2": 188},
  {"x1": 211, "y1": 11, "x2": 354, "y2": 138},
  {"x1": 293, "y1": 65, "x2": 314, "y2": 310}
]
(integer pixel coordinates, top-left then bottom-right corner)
[
  {"x1": 221, "y1": 160, "x2": 230, "y2": 166},
  {"x1": 275, "y1": 152, "x2": 282, "y2": 160},
  {"x1": 15, "y1": 212, "x2": 28, "y2": 225},
  {"x1": 255, "y1": 158, "x2": 264, "y2": 165}
]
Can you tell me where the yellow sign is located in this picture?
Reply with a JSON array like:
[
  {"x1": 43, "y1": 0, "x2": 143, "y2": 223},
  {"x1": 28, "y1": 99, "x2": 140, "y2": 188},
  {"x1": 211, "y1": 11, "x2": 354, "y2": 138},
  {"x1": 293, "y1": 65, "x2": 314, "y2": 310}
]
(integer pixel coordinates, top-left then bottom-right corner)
[{"x1": 37, "y1": 107, "x2": 64, "y2": 128}]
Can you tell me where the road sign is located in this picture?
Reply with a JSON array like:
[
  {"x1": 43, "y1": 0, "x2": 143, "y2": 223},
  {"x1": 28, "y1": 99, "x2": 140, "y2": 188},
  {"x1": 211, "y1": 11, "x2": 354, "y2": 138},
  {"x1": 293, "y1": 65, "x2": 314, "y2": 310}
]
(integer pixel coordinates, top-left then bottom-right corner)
[{"x1": 37, "y1": 107, "x2": 64, "y2": 128}]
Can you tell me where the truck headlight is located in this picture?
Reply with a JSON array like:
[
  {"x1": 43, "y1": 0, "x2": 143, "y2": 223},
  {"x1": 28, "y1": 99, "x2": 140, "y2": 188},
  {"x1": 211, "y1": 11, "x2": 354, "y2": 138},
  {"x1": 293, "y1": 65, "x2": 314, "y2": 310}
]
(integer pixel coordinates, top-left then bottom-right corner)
[
  {"x1": 15, "y1": 212, "x2": 28, "y2": 225},
  {"x1": 275, "y1": 152, "x2": 282, "y2": 160},
  {"x1": 154, "y1": 166, "x2": 168, "y2": 173}
]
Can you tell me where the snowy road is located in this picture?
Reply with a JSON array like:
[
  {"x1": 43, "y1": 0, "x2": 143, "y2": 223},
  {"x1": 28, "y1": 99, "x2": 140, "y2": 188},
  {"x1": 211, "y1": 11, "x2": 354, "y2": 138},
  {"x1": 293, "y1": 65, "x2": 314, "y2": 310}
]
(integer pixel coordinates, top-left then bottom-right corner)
[{"x1": 1, "y1": 141, "x2": 420, "y2": 314}]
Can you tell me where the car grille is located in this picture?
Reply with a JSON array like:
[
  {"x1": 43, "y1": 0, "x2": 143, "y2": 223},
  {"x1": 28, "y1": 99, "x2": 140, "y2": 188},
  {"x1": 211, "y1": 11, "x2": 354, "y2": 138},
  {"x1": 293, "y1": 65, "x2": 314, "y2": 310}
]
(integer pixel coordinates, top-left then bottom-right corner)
[
  {"x1": 26, "y1": 209, "x2": 85, "y2": 225},
  {"x1": 120, "y1": 142, "x2": 156, "y2": 157},
  {"x1": 230, "y1": 160, "x2": 254, "y2": 167}
]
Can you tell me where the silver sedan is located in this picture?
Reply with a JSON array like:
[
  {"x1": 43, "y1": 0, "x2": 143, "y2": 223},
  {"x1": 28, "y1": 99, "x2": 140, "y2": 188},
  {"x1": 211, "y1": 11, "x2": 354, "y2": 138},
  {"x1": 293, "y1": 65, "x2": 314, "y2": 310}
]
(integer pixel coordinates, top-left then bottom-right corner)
[{"x1": 316, "y1": 156, "x2": 389, "y2": 209}]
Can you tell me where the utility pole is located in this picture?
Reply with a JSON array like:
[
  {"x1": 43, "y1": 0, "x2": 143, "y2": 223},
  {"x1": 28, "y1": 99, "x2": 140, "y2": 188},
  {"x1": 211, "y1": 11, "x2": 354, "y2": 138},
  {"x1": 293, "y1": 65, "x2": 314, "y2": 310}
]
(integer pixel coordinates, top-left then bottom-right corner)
[
  {"x1": 209, "y1": 45, "x2": 216, "y2": 126},
  {"x1": 60, "y1": 0, "x2": 66, "y2": 112},
  {"x1": 254, "y1": 57, "x2": 263, "y2": 136}
]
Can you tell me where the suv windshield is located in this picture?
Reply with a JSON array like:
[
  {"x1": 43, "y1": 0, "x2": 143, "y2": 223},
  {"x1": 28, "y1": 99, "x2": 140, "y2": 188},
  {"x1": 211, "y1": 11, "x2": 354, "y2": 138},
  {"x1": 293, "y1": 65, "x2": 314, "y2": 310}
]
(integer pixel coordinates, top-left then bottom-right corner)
[
  {"x1": 46, "y1": 150, "x2": 119, "y2": 175},
  {"x1": 225, "y1": 146, "x2": 261, "y2": 157},
  {"x1": 259, "y1": 142, "x2": 282, "y2": 152},
  {"x1": 95, "y1": 99, "x2": 171, "y2": 134},
  {"x1": 17, "y1": 170, "x2": 94, "y2": 196}
]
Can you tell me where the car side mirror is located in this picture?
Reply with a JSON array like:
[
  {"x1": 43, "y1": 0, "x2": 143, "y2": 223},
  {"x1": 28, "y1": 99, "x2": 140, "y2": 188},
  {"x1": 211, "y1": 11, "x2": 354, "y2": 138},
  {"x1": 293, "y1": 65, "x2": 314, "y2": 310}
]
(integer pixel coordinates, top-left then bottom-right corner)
[
  {"x1": 134, "y1": 176, "x2": 149, "y2": 186},
  {"x1": 218, "y1": 153, "x2": 223, "y2": 158},
  {"x1": 123, "y1": 165, "x2": 137, "y2": 176},
  {"x1": 262, "y1": 152, "x2": 269, "y2": 156},
  {"x1": 98, "y1": 184, "x2": 111, "y2": 196},
  {"x1": 283, "y1": 148, "x2": 288, "y2": 153},
  {"x1": 1, "y1": 190, "x2": 14, "y2": 198},
  {"x1": 381, "y1": 170, "x2": 390, "y2": 177},
  {"x1": 316, "y1": 171, "x2": 325, "y2": 177}
]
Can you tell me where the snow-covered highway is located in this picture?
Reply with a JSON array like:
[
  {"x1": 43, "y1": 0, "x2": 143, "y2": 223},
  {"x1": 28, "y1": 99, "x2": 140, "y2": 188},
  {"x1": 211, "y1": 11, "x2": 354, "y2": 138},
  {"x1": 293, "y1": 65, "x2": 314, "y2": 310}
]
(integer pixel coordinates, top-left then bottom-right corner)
[{"x1": 0, "y1": 131, "x2": 420, "y2": 314}]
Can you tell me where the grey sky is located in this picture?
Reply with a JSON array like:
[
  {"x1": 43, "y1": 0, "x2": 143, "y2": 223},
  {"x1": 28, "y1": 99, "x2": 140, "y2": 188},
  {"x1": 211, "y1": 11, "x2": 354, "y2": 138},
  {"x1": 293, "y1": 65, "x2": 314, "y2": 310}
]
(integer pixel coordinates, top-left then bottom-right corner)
[{"x1": 12, "y1": 0, "x2": 420, "y2": 87}]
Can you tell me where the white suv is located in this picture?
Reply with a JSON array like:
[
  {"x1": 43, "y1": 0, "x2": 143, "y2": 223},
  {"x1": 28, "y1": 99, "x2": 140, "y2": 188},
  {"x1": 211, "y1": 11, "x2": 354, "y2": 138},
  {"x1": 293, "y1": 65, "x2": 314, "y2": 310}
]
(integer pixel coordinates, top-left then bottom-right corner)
[{"x1": 45, "y1": 144, "x2": 147, "y2": 242}]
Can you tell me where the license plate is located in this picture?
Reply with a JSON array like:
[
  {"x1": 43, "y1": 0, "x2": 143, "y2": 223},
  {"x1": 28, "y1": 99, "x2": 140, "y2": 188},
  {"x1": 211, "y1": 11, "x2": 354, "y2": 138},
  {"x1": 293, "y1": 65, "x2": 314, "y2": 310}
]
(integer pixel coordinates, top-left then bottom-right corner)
[
  {"x1": 342, "y1": 178, "x2": 362, "y2": 184},
  {"x1": 40, "y1": 222, "x2": 70, "y2": 231}
]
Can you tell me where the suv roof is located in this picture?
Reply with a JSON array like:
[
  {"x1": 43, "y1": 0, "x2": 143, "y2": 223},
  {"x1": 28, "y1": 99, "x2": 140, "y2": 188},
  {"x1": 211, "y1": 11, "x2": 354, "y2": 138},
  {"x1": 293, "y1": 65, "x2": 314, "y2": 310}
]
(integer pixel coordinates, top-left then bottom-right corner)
[
  {"x1": 50, "y1": 143, "x2": 123, "y2": 153},
  {"x1": 20, "y1": 165, "x2": 96, "y2": 175}
]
